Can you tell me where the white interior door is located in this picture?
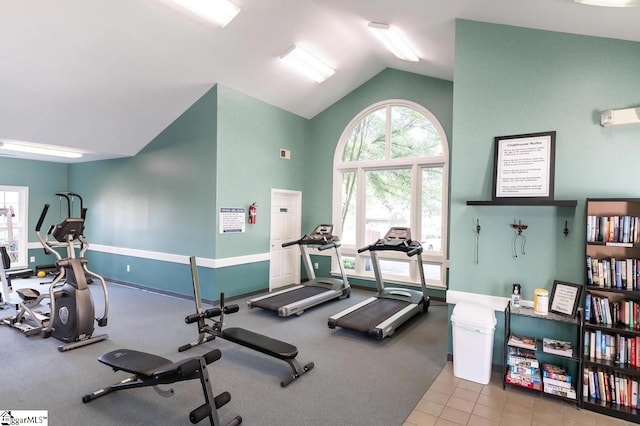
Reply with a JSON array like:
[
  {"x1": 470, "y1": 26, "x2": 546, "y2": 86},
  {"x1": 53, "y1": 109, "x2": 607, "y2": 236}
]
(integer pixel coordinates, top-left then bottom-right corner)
[{"x1": 269, "y1": 189, "x2": 302, "y2": 290}]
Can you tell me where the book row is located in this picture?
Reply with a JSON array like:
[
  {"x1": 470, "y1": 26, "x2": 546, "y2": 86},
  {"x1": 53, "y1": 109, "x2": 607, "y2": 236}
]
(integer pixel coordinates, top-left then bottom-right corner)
[
  {"x1": 584, "y1": 293, "x2": 640, "y2": 330},
  {"x1": 584, "y1": 367, "x2": 640, "y2": 408},
  {"x1": 584, "y1": 330, "x2": 640, "y2": 367},
  {"x1": 587, "y1": 215, "x2": 640, "y2": 245},
  {"x1": 586, "y1": 256, "x2": 640, "y2": 291}
]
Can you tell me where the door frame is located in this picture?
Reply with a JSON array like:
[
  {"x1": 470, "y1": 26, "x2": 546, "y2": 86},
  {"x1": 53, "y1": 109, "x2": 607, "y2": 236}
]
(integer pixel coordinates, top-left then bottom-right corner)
[{"x1": 269, "y1": 188, "x2": 302, "y2": 290}]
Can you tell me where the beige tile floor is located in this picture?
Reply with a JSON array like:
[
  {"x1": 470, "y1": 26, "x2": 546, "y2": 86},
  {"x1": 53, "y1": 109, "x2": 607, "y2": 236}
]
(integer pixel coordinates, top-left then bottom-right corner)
[{"x1": 404, "y1": 362, "x2": 636, "y2": 426}]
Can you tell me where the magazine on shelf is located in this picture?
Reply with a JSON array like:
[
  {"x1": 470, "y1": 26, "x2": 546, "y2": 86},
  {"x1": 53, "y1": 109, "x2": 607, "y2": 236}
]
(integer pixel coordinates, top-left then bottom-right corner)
[
  {"x1": 542, "y1": 363, "x2": 572, "y2": 383},
  {"x1": 544, "y1": 383, "x2": 577, "y2": 399},
  {"x1": 508, "y1": 333, "x2": 537, "y2": 350},
  {"x1": 542, "y1": 337, "x2": 573, "y2": 357}
]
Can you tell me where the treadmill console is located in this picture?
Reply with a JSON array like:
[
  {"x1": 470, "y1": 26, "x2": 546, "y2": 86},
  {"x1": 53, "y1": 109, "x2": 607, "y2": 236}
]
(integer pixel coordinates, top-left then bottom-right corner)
[
  {"x1": 383, "y1": 227, "x2": 411, "y2": 245},
  {"x1": 303, "y1": 224, "x2": 338, "y2": 245},
  {"x1": 365, "y1": 227, "x2": 421, "y2": 254}
]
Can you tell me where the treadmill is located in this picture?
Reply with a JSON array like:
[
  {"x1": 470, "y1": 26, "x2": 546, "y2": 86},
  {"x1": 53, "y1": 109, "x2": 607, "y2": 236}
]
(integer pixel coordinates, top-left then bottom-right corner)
[
  {"x1": 247, "y1": 224, "x2": 351, "y2": 317},
  {"x1": 328, "y1": 227, "x2": 429, "y2": 339}
]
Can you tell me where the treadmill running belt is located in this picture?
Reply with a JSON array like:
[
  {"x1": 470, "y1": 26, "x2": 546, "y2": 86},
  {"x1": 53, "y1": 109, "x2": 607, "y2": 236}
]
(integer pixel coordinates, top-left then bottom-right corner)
[
  {"x1": 335, "y1": 298, "x2": 409, "y2": 333},
  {"x1": 251, "y1": 286, "x2": 330, "y2": 312}
]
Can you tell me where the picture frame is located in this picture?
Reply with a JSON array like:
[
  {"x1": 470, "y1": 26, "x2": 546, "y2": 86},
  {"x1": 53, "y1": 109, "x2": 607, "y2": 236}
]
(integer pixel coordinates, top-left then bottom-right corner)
[
  {"x1": 492, "y1": 131, "x2": 556, "y2": 201},
  {"x1": 549, "y1": 280, "x2": 582, "y2": 318}
]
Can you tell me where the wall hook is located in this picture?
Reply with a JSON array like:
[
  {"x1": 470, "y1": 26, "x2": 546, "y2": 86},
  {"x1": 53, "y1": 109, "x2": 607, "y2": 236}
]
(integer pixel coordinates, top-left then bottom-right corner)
[
  {"x1": 511, "y1": 220, "x2": 527, "y2": 258},
  {"x1": 473, "y1": 218, "x2": 481, "y2": 265},
  {"x1": 563, "y1": 220, "x2": 569, "y2": 237}
]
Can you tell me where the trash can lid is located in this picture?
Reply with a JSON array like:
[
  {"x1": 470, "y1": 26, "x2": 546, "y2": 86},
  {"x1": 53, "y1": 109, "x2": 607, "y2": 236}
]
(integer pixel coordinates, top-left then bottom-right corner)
[{"x1": 451, "y1": 303, "x2": 497, "y2": 330}]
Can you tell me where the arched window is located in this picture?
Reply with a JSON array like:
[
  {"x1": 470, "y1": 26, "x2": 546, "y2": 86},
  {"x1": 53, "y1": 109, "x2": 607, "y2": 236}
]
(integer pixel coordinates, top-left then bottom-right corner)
[{"x1": 332, "y1": 100, "x2": 449, "y2": 288}]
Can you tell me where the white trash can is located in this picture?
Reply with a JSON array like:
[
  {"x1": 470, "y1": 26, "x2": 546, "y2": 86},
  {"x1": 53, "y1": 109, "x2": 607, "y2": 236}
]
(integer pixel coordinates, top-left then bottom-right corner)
[{"x1": 450, "y1": 303, "x2": 497, "y2": 385}]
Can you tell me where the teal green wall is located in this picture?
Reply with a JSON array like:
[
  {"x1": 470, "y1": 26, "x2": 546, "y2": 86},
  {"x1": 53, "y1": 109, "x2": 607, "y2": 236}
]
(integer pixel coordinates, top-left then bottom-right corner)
[
  {"x1": 68, "y1": 85, "x2": 218, "y2": 290},
  {"x1": 65, "y1": 84, "x2": 308, "y2": 297},
  {"x1": 305, "y1": 68, "x2": 454, "y2": 232},
  {"x1": 70, "y1": 85, "x2": 218, "y2": 256},
  {"x1": 0, "y1": 157, "x2": 68, "y2": 268},
  {"x1": 450, "y1": 20, "x2": 640, "y2": 362},
  {"x1": 215, "y1": 85, "x2": 308, "y2": 258}
]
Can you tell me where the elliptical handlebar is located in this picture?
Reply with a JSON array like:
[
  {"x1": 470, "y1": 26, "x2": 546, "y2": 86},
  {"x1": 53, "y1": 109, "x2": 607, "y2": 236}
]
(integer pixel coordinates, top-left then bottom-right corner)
[{"x1": 35, "y1": 204, "x2": 50, "y2": 233}]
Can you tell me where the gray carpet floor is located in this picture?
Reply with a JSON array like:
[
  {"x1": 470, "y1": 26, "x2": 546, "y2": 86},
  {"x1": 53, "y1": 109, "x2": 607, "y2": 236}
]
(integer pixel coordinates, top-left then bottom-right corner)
[{"x1": 0, "y1": 278, "x2": 448, "y2": 425}]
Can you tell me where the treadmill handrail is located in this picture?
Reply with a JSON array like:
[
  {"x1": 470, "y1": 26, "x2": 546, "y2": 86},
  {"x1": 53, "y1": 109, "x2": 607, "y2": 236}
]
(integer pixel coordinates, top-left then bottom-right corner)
[
  {"x1": 318, "y1": 241, "x2": 340, "y2": 251},
  {"x1": 282, "y1": 234, "x2": 308, "y2": 248},
  {"x1": 357, "y1": 244, "x2": 372, "y2": 253},
  {"x1": 407, "y1": 245, "x2": 423, "y2": 256}
]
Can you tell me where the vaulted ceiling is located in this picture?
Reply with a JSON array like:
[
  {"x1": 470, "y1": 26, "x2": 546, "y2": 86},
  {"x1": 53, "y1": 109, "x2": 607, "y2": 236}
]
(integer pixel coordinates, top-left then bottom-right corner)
[{"x1": 1, "y1": 0, "x2": 639, "y2": 163}]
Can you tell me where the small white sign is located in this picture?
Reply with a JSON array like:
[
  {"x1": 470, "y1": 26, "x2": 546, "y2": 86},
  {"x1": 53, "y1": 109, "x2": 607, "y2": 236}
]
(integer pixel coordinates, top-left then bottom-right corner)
[{"x1": 219, "y1": 207, "x2": 246, "y2": 233}]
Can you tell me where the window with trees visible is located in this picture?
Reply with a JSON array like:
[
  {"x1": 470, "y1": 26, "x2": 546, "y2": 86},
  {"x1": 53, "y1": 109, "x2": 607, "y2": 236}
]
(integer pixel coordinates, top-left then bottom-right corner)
[
  {"x1": 332, "y1": 100, "x2": 449, "y2": 288},
  {"x1": 0, "y1": 186, "x2": 29, "y2": 268}
]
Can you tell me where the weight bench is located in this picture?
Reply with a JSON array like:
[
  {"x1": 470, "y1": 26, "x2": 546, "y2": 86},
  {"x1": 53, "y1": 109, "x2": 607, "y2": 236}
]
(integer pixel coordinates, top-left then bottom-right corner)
[
  {"x1": 219, "y1": 327, "x2": 312, "y2": 387},
  {"x1": 83, "y1": 348, "x2": 242, "y2": 426},
  {"x1": 179, "y1": 256, "x2": 314, "y2": 387}
]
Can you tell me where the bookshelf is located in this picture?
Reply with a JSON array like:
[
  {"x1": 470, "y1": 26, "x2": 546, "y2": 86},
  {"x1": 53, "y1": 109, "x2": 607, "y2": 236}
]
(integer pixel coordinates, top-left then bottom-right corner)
[
  {"x1": 503, "y1": 303, "x2": 582, "y2": 404},
  {"x1": 582, "y1": 198, "x2": 640, "y2": 423}
]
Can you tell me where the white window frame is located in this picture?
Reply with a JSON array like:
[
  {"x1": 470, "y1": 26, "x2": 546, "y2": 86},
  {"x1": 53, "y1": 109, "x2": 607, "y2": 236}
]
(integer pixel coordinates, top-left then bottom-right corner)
[
  {"x1": 0, "y1": 185, "x2": 29, "y2": 269},
  {"x1": 331, "y1": 100, "x2": 449, "y2": 289}
]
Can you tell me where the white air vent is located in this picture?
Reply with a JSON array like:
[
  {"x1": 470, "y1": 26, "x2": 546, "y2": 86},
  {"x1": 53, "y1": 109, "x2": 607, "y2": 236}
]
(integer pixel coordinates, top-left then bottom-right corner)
[
  {"x1": 601, "y1": 107, "x2": 640, "y2": 127},
  {"x1": 279, "y1": 149, "x2": 291, "y2": 159}
]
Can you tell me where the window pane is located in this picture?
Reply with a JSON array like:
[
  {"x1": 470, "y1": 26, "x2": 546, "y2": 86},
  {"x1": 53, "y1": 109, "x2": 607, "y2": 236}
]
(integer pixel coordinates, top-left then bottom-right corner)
[
  {"x1": 379, "y1": 259, "x2": 409, "y2": 277},
  {"x1": 0, "y1": 194, "x2": 19, "y2": 263},
  {"x1": 422, "y1": 263, "x2": 441, "y2": 282},
  {"x1": 340, "y1": 172, "x2": 357, "y2": 246},
  {"x1": 342, "y1": 256, "x2": 355, "y2": 271},
  {"x1": 421, "y1": 167, "x2": 442, "y2": 252},
  {"x1": 391, "y1": 106, "x2": 443, "y2": 158},
  {"x1": 365, "y1": 169, "x2": 410, "y2": 243},
  {"x1": 342, "y1": 107, "x2": 386, "y2": 162}
]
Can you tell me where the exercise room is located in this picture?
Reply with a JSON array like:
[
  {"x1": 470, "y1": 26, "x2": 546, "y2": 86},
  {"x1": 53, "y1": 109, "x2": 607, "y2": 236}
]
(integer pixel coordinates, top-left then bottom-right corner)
[{"x1": 1, "y1": 1, "x2": 639, "y2": 425}]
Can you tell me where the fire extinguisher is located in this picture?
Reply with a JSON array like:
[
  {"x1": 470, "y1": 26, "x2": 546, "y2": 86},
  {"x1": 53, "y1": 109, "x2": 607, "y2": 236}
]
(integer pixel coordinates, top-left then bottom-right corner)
[{"x1": 249, "y1": 202, "x2": 257, "y2": 224}]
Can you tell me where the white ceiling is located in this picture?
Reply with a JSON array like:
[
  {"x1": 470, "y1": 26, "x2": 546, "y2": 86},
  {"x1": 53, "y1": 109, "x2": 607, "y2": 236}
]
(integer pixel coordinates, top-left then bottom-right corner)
[{"x1": 1, "y1": 0, "x2": 639, "y2": 163}]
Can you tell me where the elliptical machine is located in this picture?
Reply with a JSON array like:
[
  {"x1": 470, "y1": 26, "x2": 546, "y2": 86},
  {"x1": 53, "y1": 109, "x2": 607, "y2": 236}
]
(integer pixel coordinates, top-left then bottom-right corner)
[{"x1": 1, "y1": 192, "x2": 109, "y2": 351}]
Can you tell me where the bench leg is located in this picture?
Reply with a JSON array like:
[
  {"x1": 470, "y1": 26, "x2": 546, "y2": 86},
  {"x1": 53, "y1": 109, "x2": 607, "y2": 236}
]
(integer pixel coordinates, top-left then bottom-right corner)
[{"x1": 280, "y1": 358, "x2": 315, "y2": 387}]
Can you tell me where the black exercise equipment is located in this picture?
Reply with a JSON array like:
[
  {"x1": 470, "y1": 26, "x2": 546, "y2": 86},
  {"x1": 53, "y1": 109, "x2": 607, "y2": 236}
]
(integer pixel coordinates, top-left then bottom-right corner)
[
  {"x1": 328, "y1": 227, "x2": 430, "y2": 339},
  {"x1": 179, "y1": 256, "x2": 314, "y2": 387},
  {"x1": 0, "y1": 192, "x2": 109, "y2": 351},
  {"x1": 83, "y1": 348, "x2": 242, "y2": 425}
]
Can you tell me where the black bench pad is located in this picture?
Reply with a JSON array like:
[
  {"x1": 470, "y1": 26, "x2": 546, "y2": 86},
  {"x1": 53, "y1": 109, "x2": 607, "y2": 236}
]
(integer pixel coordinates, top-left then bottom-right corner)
[
  {"x1": 222, "y1": 327, "x2": 297, "y2": 360},
  {"x1": 98, "y1": 349, "x2": 172, "y2": 377}
]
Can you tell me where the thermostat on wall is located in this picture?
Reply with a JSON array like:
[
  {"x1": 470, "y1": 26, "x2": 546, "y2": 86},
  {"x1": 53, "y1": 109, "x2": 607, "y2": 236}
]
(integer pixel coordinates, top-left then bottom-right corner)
[{"x1": 279, "y1": 149, "x2": 291, "y2": 159}]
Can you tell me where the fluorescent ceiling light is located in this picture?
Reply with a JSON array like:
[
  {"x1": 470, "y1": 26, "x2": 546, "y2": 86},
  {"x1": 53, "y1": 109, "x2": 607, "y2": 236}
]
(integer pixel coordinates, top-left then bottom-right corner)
[
  {"x1": 575, "y1": 0, "x2": 637, "y2": 6},
  {"x1": 368, "y1": 22, "x2": 419, "y2": 62},
  {"x1": 170, "y1": 0, "x2": 241, "y2": 27},
  {"x1": 280, "y1": 46, "x2": 335, "y2": 83},
  {"x1": 0, "y1": 140, "x2": 83, "y2": 159}
]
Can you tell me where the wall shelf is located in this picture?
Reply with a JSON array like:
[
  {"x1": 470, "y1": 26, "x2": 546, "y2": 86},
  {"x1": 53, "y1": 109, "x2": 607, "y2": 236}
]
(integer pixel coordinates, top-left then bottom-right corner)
[{"x1": 466, "y1": 199, "x2": 577, "y2": 207}]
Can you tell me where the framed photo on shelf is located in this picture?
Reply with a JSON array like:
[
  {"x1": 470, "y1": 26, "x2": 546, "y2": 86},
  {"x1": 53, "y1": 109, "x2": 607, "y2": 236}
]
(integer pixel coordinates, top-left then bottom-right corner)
[
  {"x1": 549, "y1": 280, "x2": 582, "y2": 318},
  {"x1": 492, "y1": 131, "x2": 556, "y2": 201}
]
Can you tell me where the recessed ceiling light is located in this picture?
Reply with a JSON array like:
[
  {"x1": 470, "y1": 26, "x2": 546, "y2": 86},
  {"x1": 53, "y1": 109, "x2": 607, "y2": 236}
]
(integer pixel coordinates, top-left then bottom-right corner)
[
  {"x1": 169, "y1": 0, "x2": 241, "y2": 27},
  {"x1": 368, "y1": 22, "x2": 419, "y2": 62},
  {"x1": 0, "y1": 140, "x2": 83, "y2": 159},
  {"x1": 280, "y1": 46, "x2": 335, "y2": 83},
  {"x1": 574, "y1": 0, "x2": 637, "y2": 7}
]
